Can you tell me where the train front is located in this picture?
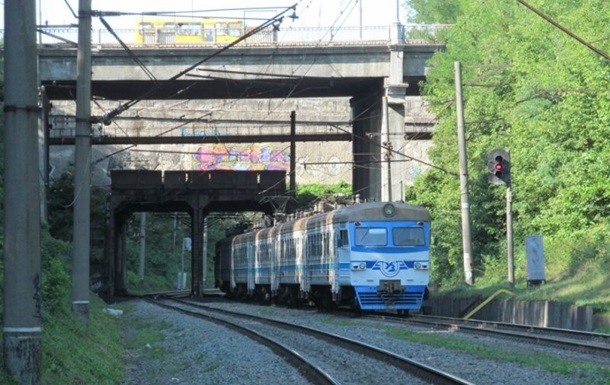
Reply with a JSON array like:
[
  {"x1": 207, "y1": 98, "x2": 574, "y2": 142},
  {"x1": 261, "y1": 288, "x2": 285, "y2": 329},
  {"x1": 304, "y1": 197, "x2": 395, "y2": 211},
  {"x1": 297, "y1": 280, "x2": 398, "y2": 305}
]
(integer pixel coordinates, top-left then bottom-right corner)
[{"x1": 339, "y1": 202, "x2": 431, "y2": 312}]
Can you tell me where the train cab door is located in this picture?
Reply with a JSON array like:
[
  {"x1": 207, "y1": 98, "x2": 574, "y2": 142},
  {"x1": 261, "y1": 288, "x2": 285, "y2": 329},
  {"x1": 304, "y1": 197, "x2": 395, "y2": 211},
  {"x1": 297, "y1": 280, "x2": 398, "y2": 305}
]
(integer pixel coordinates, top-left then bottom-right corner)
[
  {"x1": 138, "y1": 22, "x2": 155, "y2": 44},
  {"x1": 337, "y1": 227, "x2": 350, "y2": 285},
  {"x1": 247, "y1": 242, "x2": 254, "y2": 294},
  {"x1": 298, "y1": 233, "x2": 310, "y2": 293},
  {"x1": 159, "y1": 22, "x2": 176, "y2": 44},
  {"x1": 204, "y1": 25, "x2": 215, "y2": 42}
]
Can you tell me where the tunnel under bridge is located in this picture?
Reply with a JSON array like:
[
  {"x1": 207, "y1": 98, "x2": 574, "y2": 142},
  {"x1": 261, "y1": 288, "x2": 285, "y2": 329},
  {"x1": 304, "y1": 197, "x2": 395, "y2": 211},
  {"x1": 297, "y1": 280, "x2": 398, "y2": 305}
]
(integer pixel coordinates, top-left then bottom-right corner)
[{"x1": 108, "y1": 169, "x2": 287, "y2": 297}]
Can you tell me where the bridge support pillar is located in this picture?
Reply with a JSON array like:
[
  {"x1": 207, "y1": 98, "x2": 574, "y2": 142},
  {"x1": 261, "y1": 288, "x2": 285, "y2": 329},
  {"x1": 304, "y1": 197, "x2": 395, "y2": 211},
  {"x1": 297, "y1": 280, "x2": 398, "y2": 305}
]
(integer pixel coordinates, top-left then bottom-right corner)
[
  {"x1": 351, "y1": 91, "x2": 383, "y2": 201},
  {"x1": 380, "y1": 38, "x2": 409, "y2": 202},
  {"x1": 381, "y1": 84, "x2": 408, "y2": 202},
  {"x1": 188, "y1": 196, "x2": 209, "y2": 296},
  {"x1": 111, "y1": 212, "x2": 129, "y2": 296}
]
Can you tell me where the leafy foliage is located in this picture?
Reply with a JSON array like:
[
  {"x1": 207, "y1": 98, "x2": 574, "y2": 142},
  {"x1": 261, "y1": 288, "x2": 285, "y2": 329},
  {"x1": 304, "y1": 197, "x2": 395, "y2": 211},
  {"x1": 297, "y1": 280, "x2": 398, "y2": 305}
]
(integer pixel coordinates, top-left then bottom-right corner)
[
  {"x1": 406, "y1": 0, "x2": 463, "y2": 23},
  {"x1": 296, "y1": 181, "x2": 352, "y2": 207},
  {"x1": 409, "y1": 0, "x2": 610, "y2": 285},
  {"x1": 47, "y1": 170, "x2": 108, "y2": 264}
]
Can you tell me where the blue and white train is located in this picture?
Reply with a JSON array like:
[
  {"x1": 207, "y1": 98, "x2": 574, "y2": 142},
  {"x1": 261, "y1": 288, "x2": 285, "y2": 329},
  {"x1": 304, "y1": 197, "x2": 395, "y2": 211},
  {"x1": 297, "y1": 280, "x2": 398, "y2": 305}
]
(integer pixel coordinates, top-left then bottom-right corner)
[{"x1": 215, "y1": 201, "x2": 431, "y2": 312}]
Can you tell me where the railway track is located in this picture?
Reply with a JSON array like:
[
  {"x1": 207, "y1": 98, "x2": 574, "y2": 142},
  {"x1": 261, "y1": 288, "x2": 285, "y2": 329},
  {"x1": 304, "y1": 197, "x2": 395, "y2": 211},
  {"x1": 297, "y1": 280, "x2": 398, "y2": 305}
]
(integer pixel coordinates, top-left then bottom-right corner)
[
  {"x1": 147, "y1": 298, "x2": 474, "y2": 385},
  {"x1": 375, "y1": 313, "x2": 610, "y2": 355}
]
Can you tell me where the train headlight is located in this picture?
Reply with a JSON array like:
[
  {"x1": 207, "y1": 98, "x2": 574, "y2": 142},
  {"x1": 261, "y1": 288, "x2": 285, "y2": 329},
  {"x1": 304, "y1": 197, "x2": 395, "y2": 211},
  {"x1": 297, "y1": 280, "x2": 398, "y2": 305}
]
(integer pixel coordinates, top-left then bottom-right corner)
[
  {"x1": 414, "y1": 262, "x2": 429, "y2": 270},
  {"x1": 351, "y1": 262, "x2": 367, "y2": 271},
  {"x1": 382, "y1": 203, "x2": 396, "y2": 217}
]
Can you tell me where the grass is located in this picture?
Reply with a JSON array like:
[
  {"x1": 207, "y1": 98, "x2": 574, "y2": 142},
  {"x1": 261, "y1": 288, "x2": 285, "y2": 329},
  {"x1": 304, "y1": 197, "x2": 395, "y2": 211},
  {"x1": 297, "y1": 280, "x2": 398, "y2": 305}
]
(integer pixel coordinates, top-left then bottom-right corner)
[
  {"x1": 433, "y1": 258, "x2": 610, "y2": 332},
  {"x1": 5, "y1": 296, "x2": 125, "y2": 385},
  {"x1": 42, "y1": 300, "x2": 123, "y2": 385}
]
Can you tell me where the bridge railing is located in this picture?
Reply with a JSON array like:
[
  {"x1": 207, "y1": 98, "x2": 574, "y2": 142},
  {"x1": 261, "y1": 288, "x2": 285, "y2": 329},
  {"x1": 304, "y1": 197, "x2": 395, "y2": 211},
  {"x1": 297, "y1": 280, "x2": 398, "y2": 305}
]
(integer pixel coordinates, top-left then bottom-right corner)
[{"x1": 8, "y1": 24, "x2": 448, "y2": 47}]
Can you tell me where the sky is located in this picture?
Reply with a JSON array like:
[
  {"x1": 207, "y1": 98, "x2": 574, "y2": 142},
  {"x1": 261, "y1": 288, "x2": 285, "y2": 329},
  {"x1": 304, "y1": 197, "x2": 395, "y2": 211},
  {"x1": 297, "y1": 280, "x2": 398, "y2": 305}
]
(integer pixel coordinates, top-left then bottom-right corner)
[{"x1": 0, "y1": 0, "x2": 408, "y2": 30}]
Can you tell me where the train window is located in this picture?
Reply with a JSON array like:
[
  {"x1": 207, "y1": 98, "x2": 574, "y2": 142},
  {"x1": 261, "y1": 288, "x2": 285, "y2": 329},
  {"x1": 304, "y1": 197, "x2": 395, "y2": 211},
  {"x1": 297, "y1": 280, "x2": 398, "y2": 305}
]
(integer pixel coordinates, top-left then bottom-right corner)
[
  {"x1": 139, "y1": 22, "x2": 154, "y2": 31},
  {"x1": 393, "y1": 227, "x2": 425, "y2": 246},
  {"x1": 354, "y1": 227, "x2": 387, "y2": 246},
  {"x1": 228, "y1": 22, "x2": 242, "y2": 37},
  {"x1": 215, "y1": 22, "x2": 229, "y2": 36},
  {"x1": 338, "y1": 230, "x2": 349, "y2": 247},
  {"x1": 176, "y1": 22, "x2": 202, "y2": 36}
]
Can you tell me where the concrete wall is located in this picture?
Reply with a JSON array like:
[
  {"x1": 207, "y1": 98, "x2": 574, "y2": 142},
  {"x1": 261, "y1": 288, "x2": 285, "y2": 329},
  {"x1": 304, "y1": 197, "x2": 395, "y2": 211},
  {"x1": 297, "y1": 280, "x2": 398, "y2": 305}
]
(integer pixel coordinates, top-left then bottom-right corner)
[
  {"x1": 48, "y1": 96, "x2": 433, "y2": 190},
  {"x1": 426, "y1": 297, "x2": 595, "y2": 331}
]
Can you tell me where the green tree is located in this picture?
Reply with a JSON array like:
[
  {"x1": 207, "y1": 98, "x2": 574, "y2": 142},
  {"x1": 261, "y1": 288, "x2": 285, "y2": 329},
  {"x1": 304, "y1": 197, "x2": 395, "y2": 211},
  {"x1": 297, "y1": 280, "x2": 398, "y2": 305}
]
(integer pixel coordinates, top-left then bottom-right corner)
[
  {"x1": 411, "y1": 0, "x2": 610, "y2": 283},
  {"x1": 406, "y1": 0, "x2": 463, "y2": 23}
]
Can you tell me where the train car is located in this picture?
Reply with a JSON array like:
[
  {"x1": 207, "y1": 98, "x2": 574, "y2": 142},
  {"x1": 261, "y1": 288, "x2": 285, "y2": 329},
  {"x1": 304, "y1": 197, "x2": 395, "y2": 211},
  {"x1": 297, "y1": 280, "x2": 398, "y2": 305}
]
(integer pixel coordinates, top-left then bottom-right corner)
[
  {"x1": 215, "y1": 201, "x2": 431, "y2": 312},
  {"x1": 135, "y1": 18, "x2": 243, "y2": 44}
]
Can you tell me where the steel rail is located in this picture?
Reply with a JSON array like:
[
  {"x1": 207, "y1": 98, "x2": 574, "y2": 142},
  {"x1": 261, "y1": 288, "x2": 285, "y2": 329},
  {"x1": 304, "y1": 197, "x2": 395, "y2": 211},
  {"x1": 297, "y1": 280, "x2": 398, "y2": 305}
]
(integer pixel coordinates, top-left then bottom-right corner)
[
  {"x1": 146, "y1": 298, "x2": 339, "y2": 385},
  {"x1": 172, "y1": 299, "x2": 474, "y2": 385},
  {"x1": 394, "y1": 314, "x2": 610, "y2": 355}
]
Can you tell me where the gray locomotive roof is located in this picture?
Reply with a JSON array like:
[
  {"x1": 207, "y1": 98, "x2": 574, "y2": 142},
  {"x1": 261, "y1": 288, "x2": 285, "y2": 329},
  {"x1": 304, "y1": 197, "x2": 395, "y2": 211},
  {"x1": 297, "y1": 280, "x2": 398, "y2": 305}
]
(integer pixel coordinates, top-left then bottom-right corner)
[
  {"x1": 222, "y1": 202, "x2": 431, "y2": 242},
  {"x1": 276, "y1": 201, "x2": 430, "y2": 235},
  {"x1": 333, "y1": 201, "x2": 431, "y2": 222}
]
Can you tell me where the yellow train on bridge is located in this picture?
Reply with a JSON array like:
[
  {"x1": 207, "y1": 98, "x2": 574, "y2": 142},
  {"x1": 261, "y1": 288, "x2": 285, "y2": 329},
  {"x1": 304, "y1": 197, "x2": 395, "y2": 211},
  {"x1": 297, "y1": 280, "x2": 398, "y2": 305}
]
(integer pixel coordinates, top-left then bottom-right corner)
[{"x1": 135, "y1": 18, "x2": 244, "y2": 44}]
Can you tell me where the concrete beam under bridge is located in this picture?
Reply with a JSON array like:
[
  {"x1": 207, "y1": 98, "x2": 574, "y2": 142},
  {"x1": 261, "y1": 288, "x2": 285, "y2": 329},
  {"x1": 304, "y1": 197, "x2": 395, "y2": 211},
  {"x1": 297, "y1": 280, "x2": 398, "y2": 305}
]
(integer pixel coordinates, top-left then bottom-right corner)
[
  {"x1": 108, "y1": 170, "x2": 286, "y2": 297},
  {"x1": 42, "y1": 42, "x2": 436, "y2": 203}
]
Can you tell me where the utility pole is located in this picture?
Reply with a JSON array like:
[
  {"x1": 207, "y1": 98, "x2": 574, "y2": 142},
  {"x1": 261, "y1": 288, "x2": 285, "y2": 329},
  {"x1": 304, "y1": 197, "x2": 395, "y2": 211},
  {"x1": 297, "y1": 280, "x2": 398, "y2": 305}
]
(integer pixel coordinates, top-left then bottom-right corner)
[
  {"x1": 454, "y1": 61, "x2": 474, "y2": 285},
  {"x1": 72, "y1": 0, "x2": 92, "y2": 323},
  {"x1": 3, "y1": 0, "x2": 42, "y2": 383}
]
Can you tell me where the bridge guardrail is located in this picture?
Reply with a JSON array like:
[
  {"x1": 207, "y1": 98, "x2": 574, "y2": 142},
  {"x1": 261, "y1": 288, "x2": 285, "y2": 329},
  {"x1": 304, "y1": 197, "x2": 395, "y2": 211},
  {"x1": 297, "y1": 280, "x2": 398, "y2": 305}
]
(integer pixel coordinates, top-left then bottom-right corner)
[{"x1": 2, "y1": 23, "x2": 449, "y2": 47}]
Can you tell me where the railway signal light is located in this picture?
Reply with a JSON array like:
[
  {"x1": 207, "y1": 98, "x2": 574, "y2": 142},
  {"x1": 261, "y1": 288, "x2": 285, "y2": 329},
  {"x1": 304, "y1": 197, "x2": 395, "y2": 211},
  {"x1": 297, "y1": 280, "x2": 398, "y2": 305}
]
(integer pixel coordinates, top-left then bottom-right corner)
[{"x1": 488, "y1": 149, "x2": 511, "y2": 185}]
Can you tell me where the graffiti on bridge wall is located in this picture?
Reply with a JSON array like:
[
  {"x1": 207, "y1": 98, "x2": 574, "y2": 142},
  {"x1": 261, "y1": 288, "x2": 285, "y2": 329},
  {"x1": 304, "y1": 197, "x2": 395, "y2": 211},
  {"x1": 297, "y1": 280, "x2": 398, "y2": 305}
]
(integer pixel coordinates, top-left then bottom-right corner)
[
  {"x1": 190, "y1": 145, "x2": 349, "y2": 181},
  {"x1": 193, "y1": 144, "x2": 289, "y2": 171}
]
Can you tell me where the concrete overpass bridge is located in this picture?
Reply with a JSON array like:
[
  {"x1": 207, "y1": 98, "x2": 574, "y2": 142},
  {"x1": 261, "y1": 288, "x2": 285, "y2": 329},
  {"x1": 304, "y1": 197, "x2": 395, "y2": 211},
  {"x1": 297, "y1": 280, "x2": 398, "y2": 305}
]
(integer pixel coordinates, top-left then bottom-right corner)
[
  {"x1": 33, "y1": 23, "x2": 446, "y2": 296},
  {"x1": 39, "y1": 23, "x2": 443, "y2": 202}
]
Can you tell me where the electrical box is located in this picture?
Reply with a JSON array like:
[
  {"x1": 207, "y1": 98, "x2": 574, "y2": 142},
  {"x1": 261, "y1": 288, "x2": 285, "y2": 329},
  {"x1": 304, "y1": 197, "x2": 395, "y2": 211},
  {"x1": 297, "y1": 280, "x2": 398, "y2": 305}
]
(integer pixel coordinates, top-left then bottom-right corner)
[{"x1": 525, "y1": 235, "x2": 545, "y2": 286}]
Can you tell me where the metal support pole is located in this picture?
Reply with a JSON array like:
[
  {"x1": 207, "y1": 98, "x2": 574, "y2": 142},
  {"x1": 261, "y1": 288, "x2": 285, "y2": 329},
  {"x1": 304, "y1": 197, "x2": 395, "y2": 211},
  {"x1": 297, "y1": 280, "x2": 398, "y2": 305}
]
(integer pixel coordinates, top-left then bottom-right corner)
[
  {"x1": 289, "y1": 111, "x2": 296, "y2": 212},
  {"x1": 191, "y1": 204, "x2": 204, "y2": 296},
  {"x1": 507, "y1": 186, "x2": 515, "y2": 288},
  {"x1": 203, "y1": 217, "x2": 208, "y2": 289},
  {"x1": 139, "y1": 212, "x2": 146, "y2": 282},
  {"x1": 72, "y1": 0, "x2": 92, "y2": 323},
  {"x1": 3, "y1": 0, "x2": 42, "y2": 383},
  {"x1": 383, "y1": 96, "x2": 393, "y2": 201},
  {"x1": 454, "y1": 61, "x2": 474, "y2": 285}
]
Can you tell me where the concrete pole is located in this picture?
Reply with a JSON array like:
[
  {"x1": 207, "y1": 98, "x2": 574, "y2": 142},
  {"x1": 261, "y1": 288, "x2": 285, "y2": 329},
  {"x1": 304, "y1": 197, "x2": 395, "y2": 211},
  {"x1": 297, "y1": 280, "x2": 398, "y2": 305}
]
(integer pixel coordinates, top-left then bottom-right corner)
[
  {"x1": 72, "y1": 0, "x2": 92, "y2": 323},
  {"x1": 454, "y1": 61, "x2": 474, "y2": 285},
  {"x1": 139, "y1": 212, "x2": 146, "y2": 282},
  {"x1": 3, "y1": 0, "x2": 42, "y2": 383}
]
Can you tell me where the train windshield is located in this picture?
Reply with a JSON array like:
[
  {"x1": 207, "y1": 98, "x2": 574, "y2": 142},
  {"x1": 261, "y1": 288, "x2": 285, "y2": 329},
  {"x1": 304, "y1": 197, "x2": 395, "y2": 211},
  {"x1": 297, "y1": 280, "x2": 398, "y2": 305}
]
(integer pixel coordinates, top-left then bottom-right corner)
[
  {"x1": 355, "y1": 227, "x2": 387, "y2": 246},
  {"x1": 393, "y1": 227, "x2": 425, "y2": 246}
]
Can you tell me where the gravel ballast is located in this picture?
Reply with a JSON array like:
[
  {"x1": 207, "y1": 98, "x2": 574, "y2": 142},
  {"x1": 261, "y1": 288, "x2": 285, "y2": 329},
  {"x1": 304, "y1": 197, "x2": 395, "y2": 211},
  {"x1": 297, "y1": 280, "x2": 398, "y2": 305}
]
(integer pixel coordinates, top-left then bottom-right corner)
[{"x1": 119, "y1": 299, "x2": 609, "y2": 385}]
